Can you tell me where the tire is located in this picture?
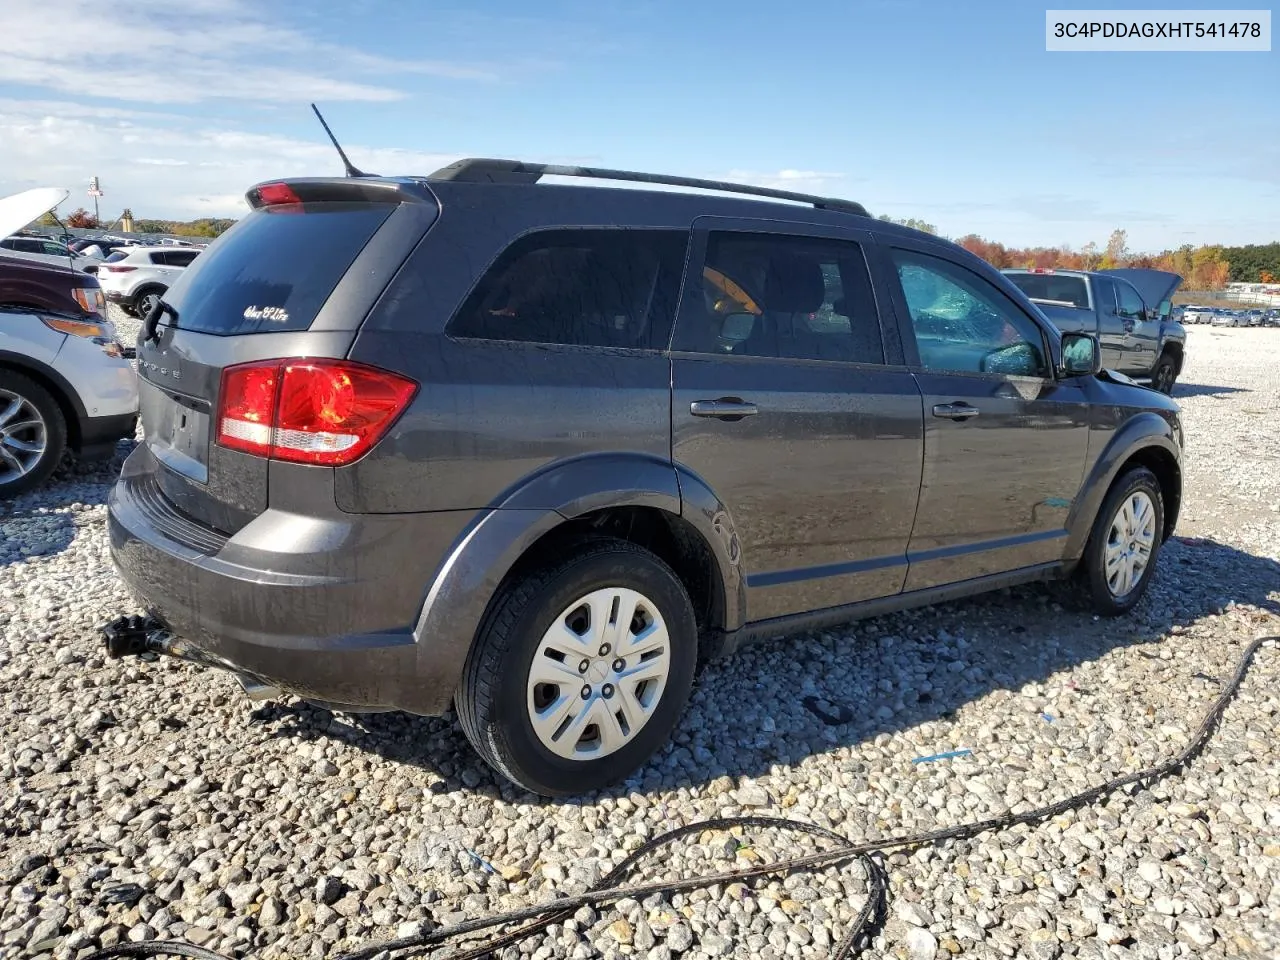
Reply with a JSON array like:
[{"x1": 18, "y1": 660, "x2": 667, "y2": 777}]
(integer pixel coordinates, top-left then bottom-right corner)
[
  {"x1": 0, "y1": 371, "x2": 68, "y2": 498},
  {"x1": 457, "y1": 539, "x2": 698, "y2": 797},
  {"x1": 1151, "y1": 353, "x2": 1177, "y2": 395},
  {"x1": 1080, "y1": 466, "x2": 1164, "y2": 616},
  {"x1": 134, "y1": 288, "x2": 165, "y2": 318}
]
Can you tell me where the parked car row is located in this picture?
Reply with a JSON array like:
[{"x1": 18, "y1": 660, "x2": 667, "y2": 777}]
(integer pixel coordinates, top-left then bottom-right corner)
[{"x1": 1181, "y1": 305, "x2": 1280, "y2": 326}]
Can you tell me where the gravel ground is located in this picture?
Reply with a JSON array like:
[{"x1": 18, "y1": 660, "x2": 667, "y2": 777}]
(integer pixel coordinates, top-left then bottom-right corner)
[{"x1": 2, "y1": 317, "x2": 1278, "y2": 960}]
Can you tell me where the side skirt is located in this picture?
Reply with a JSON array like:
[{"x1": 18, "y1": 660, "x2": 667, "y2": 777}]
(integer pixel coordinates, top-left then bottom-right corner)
[{"x1": 715, "y1": 561, "x2": 1072, "y2": 657}]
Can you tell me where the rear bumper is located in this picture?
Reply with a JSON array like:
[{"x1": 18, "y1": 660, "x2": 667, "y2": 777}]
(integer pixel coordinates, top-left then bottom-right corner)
[{"x1": 107, "y1": 445, "x2": 478, "y2": 715}]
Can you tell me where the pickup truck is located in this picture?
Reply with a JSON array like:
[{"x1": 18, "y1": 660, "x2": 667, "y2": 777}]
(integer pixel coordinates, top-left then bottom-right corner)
[{"x1": 1002, "y1": 267, "x2": 1185, "y2": 394}]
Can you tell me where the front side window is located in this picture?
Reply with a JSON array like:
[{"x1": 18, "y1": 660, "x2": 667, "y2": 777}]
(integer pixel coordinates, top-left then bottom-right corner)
[
  {"x1": 1116, "y1": 281, "x2": 1145, "y2": 320},
  {"x1": 890, "y1": 248, "x2": 1048, "y2": 377},
  {"x1": 674, "y1": 231, "x2": 885, "y2": 364},
  {"x1": 448, "y1": 229, "x2": 688, "y2": 350}
]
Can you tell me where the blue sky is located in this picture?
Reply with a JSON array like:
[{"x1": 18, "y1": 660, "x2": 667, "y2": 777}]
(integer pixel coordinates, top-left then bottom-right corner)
[{"x1": 0, "y1": 0, "x2": 1275, "y2": 250}]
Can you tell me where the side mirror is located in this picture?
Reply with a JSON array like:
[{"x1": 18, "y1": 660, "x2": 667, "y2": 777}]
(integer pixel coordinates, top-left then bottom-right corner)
[{"x1": 1060, "y1": 331, "x2": 1101, "y2": 377}]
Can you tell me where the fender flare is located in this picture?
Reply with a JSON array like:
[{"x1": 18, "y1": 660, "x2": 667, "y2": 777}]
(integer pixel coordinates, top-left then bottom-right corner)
[
  {"x1": 408, "y1": 454, "x2": 747, "y2": 706},
  {"x1": 1064, "y1": 412, "x2": 1182, "y2": 559},
  {"x1": 0, "y1": 348, "x2": 89, "y2": 449}
]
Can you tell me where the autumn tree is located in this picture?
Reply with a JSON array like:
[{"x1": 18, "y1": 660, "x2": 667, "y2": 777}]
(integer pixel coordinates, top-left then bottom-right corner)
[
  {"x1": 1080, "y1": 242, "x2": 1101, "y2": 271},
  {"x1": 1098, "y1": 228, "x2": 1128, "y2": 269},
  {"x1": 65, "y1": 207, "x2": 99, "y2": 228}
]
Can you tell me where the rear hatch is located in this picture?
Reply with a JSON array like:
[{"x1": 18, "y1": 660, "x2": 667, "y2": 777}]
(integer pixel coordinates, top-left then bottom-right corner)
[
  {"x1": 1097, "y1": 268, "x2": 1183, "y2": 320},
  {"x1": 134, "y1": 178, "x2": 439, "y2": 533}
]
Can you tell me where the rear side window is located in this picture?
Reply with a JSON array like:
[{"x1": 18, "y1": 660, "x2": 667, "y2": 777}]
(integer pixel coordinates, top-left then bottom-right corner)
[
  {"x1": 448, "y1": 229, "x2": 688, "y2": 350},
  {"x1": 673, "y1": 231, "x2": 886, "y2": 364},
  {"x1": 162, "y1": 203, "x2": 393, "y2": 335}
]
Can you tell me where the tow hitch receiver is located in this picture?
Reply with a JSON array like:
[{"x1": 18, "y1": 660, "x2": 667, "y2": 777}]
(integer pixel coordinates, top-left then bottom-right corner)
[{"x1": 101, "y1": 614, "x2": 166, "y2": 660}]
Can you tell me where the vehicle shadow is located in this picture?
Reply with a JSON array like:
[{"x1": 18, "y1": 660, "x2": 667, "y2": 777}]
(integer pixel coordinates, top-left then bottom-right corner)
[
  {"x1": 260, "y1": 537, "x2": 1280, "y2": 804},
  {"x1": 1171, "y1": 382, "x2": 1250, "y2": 399}
]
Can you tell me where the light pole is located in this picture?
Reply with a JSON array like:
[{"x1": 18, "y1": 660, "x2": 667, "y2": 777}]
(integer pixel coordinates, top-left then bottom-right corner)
[{"x1": 88, "y1": 176, "x2": 103, "y2": 229}]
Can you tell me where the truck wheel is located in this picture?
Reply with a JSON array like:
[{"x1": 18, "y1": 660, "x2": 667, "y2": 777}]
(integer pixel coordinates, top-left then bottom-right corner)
[
  {"x1": 1152, "y1": 353, "x2": 1177, "y2": 394},
  {"x1": 457, "y1": 539, "x2": 698, "y2": 797},
  {"x1": 1080, "y1": 467, "x2": 1164, "y2": 616},
  {"x1": 0, "y1": 371, "x2": 68, "y2": 498}
]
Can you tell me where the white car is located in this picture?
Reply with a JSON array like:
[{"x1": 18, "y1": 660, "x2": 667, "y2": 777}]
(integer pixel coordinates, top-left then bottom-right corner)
[
  {"x1": 0, "y1": 188, "x2": 139, "y2": 497},
  {"x1": 97, "y1": 246, "x2": 201, "y2": 316},
  {"x1": 0, "y1": 234, "x2": 100, "y2": 272}
]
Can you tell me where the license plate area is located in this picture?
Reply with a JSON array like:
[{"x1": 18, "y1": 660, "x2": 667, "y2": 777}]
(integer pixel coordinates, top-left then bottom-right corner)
[{"x1": 140, "y1": 378, "x2": 212, "y2": 483}]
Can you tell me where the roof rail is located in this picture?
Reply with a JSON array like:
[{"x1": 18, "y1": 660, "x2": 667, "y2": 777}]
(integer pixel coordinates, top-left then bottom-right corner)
[{"x1": 427, "y1": 158, "x2": 869, "y2": 217}]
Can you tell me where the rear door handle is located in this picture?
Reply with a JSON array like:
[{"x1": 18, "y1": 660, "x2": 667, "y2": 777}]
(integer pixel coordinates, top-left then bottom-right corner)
[
  {"x1": 690, "y1": 398, "x2": 759, "y2": 420},
  {"x1": 932, "y1": 402, "x2": 980, "y2": 421}
]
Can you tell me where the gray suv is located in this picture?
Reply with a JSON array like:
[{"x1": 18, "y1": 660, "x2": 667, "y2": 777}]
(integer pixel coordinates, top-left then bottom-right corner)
[{"x1": 106, "y1": 163, "x2": 1183, "y2": 796}]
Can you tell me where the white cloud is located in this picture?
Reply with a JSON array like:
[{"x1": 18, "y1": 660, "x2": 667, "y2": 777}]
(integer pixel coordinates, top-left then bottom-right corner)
[
  {"x1": 0, "y1": 100, "x2": 463, "y2": 219},
  {"x1": 0, "y1": 0, "x2": 498, "y2": 104}
]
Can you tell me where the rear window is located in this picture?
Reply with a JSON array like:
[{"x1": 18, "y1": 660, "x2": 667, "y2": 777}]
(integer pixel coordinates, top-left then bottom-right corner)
[
  {"x1": 1005, "y1": 273, "x2": 1090, "y2": 309},
  {"x1": 161, "y1": 202, "x2": 393, "y2": 335}
]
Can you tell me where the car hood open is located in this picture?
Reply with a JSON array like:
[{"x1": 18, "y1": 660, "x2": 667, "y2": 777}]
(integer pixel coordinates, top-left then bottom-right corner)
[
  {"x1": 1098, "y1": 268, "x2": 1182, "y2": 311},
  {"x1": 0, "y1": 187, "x2": 71, "y2": 240}
]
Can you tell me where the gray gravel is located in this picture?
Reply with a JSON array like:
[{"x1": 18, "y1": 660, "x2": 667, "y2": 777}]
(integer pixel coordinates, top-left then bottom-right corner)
[{"x1": 2, "y1": 317, "x2": 1278, "y2": 960}]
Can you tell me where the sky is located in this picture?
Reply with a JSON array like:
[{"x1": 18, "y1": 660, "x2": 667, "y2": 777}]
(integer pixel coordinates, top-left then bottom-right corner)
[{"x1": 0, "y1": 0, "x2": 1276, "y2": 251}]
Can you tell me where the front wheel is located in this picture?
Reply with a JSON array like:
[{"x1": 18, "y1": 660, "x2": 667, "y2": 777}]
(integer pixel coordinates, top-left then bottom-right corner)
[
  {"x1": 457, "y1": 539, "x2": 698, "y2": 797},
  {"x1": 0, "y1": 372, "x2": 68, "y2": 498},
  {"x1": 1080, "y1": 467, "x2": 1164, "y2": 616},
  {"x1": 1151, "y1": 353, "x2": 1177, "y2": 395}
]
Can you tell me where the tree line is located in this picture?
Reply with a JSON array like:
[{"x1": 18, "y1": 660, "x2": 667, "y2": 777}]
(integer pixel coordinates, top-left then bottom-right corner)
[
  {"x1": 35, "y1": 205, "x2": 1280, "y2": 287},
  {"x1": 952, "y1": 229, "x2": 1280, "y2": 289}
]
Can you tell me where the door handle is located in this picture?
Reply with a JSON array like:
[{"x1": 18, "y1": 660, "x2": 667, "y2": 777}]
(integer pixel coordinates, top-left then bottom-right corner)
[
  {"x1": 690, "y1": 398, "x2": 759, "y2": 420},
  {"x1": 932, "y1": 402, "x2": 980, "y2": 421}
]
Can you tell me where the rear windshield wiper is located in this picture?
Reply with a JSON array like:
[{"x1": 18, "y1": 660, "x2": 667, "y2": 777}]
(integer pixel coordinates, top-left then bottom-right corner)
[{"x1": 142, "y1": 300, "x2": 179, "y2": 344}]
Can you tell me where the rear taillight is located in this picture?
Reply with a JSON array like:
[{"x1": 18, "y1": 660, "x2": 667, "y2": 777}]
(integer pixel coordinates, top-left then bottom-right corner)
[
  {"x1": 216, "y1": 359, "x2": 417, "y2": 466},
  {"x1": 102, "y1": 265, "x2": 137, "y2": 273}
]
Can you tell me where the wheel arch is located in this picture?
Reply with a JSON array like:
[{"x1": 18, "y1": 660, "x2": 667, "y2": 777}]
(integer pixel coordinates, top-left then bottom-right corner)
[
  {"x1": 130, "y1": 282, "x2": 167, "y2": 308},
  {"x1": 1065, "y1": 415, "x2": 1182, "y2": 558},
  {"x1": 408, "y1": 455, "x2": 747, "y2": 711},
  {"x1": 0, "y1": 349, "x2": 85, "y2": 452}
]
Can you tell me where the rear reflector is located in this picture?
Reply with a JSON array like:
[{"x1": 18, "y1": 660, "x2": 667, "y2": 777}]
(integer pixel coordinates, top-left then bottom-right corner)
[{"x1": 216, "y1": 359, "x2": 417, "y2": 465}]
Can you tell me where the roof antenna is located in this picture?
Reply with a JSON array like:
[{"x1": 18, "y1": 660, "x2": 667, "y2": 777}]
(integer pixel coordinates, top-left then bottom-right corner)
[{"x1": 310, "y1": 103, "x2": 374, "y2": 178}]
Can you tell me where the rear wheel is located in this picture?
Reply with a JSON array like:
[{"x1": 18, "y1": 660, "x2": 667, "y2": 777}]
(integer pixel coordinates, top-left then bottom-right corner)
[
  {"x1": 1080, "y1": 467, "x2": 1164, "y2": 616},
  {"x1": 457, "y1": 539, "x2": 698, "y2": 796},
  {"x1": 1151, "y1": 353, "x2": 1177, "y2": 394},
  {"x1": 135, "y1": 288, "x2": 164, "y2": 318},
  {"x1": 0, "y1": 372, "x2": 67, "y2": 498}
]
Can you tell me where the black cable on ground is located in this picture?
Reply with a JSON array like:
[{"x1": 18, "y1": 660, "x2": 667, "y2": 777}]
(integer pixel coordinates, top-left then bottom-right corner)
[{"x1": 86, "y1": 635, "x2": 1275, "y2": 960}]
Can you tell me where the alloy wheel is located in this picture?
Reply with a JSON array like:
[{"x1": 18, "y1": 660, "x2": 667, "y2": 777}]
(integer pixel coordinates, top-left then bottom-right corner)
[{"x1": 0, "y1": 388, "x2": 49, "y2": 487}]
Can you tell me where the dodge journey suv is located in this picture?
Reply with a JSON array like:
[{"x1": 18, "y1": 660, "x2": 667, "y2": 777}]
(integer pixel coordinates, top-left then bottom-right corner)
[{"x1": 107, "y1": 162, "x2": 1182, "y2": 796}]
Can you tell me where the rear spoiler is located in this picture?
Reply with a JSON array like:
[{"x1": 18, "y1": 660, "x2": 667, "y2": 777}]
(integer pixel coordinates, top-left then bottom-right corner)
[{"x1": 244, "y1": 177, "x2": 436, "y2": 209}]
